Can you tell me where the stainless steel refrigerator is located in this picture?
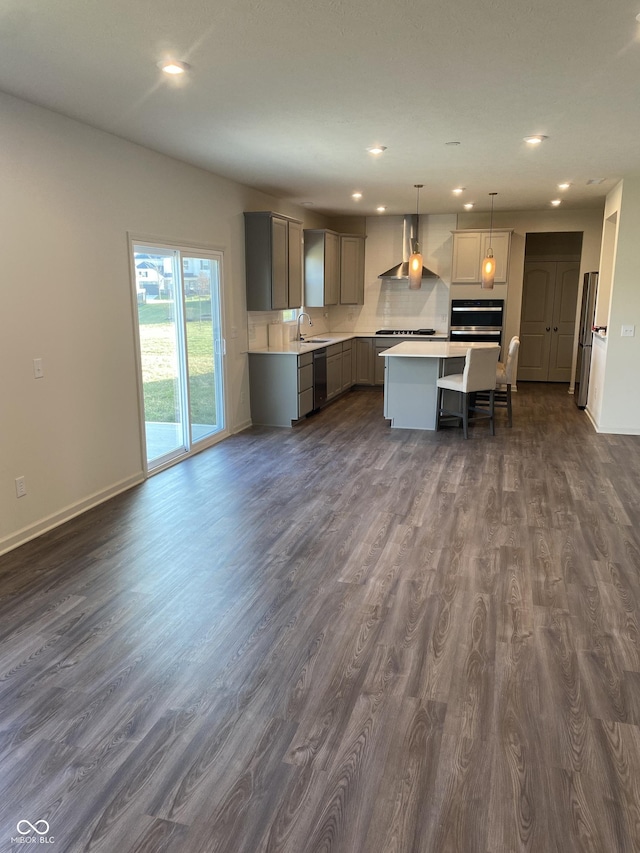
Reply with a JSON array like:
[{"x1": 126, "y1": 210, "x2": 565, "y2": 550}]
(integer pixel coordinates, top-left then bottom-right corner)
[{"x1": 575, "y1": 271, "x2": 598, "y2": 408}]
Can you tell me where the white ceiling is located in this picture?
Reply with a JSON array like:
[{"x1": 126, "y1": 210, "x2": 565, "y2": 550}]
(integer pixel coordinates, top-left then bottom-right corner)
[{"x1": 1, "y1": 0, "x2": 639, "y2": 217}]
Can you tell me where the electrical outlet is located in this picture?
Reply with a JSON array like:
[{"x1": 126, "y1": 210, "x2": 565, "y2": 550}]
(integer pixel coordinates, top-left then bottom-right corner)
[
  {"x1": 15, "y1": 476, "x2": 26, "y2": 498},
  {"x1": 621, "y1": 324, "x2": 635, "y2": 337}
]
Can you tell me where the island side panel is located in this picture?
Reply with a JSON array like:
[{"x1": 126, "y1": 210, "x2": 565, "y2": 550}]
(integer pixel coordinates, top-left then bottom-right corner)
[{"x1": 383, "y1": 355, "x2": 441, "y2": 430}]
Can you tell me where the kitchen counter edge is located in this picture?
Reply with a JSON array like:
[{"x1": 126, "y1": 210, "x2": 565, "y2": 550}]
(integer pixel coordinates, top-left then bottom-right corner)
[
  {"x1": 379, "y1": 340, "x2": 499, "y2": 358},
  {"x1": 248, "y1": 332, "x2": 448, "y2": 355}
]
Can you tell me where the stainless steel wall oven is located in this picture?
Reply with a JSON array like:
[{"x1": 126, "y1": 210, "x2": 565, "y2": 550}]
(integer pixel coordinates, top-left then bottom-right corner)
[{"x1": 450, "y1": 298, "x2": 504, "y2": 345}]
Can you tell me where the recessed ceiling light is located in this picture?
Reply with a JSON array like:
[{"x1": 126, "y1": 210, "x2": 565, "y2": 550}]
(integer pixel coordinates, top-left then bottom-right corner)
[
  {"x1": 551, "y1": 199, "x2": 562, "y2": 206},
  {"x1": 301, "y1": 201, "x2": 314, "y2": 206},
  {"x1": 464, "y1": 203, "x2": 474, "y2": 210},
  {"x1": 558, "y1": 182, "x2": 571, "y2": 190},
  {"x1": 587, "y1": 178, "x2": 605, "y2": 185},
  {"x1": 352, "y1": 192, "x2": 363, "y2": 200},
  {"x1": 453, "y1": 187, "x2": 466, "y2": 194},
  {"x1": 523, "y1": 135, "x2": 548, "y2": 145},
  {"x1": 367, "y1": 146, "x2": 387, "y2": 155},
  {"x1": 158, "y1": 59, "x2": 191, "y2": 75},
  {"x1": 376, "y1": 206, "x2": 387, "y2": 212}
]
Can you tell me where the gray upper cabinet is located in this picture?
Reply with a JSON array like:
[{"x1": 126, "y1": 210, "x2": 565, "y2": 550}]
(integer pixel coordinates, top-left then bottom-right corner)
[
  {"x1": 304, "y1": 229, "x2": 340, "y2": 307},
  {"x1": 287, "y1": 219, "x2": 303, "y2": 308},
  {"x1": 451, "y1": 229, "x2": 512, "y2": 284},
  {"x1": 244, "y1": 211, "x2": 303, "y2": 311},
  {"x1": 340, "y1": 234, "x2": 365, "y2": 305}
]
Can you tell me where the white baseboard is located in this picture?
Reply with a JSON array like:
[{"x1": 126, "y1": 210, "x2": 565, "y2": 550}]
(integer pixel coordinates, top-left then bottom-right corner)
[
  {"x1": 585, "y1": 407, "x2": 640, "y2": 435},
  {"x1": 593, "y1": 423, "x2": 640, "y2": 435},
  {"x1": 0, "y1": 473, "x2": 144, "y2": 557},
  {"x1": 232, "y1": 418, "x2": 253, "y2": 434}
]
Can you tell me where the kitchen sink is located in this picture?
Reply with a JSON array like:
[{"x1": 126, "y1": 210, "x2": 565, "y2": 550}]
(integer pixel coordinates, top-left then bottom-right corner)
[{"x1": 305, "y1": 338, "x2": 331, "y2": 343}]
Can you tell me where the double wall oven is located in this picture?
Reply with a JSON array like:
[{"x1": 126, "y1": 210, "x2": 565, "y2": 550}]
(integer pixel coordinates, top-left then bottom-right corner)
[{"x1": 449, "y1": 299, "x2": 504, "y2": 345}]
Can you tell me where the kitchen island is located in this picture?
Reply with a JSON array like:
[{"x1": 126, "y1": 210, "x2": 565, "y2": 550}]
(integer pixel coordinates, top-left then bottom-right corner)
[{"x1": 380, "y1": 340, "x2": 499, "y2": 430}]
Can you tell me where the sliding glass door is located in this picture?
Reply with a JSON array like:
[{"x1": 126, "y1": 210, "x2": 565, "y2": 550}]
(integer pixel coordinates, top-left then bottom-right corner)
[{"x1": 133, "y1": 243, "x2": 225, "y2": 470}]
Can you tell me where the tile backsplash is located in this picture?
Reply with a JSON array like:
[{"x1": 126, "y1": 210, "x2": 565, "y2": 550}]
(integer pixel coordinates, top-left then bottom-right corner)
[
  {"x1": 248, "y1": 308, "x2": 329, "y2": 349},
  {"x1": 330, "y1": 214, "x2": 455, "y2": 333}
]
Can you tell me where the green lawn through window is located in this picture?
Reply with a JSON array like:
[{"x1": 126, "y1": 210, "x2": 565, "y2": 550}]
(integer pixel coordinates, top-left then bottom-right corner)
[{"x1": 139, "y1": 298, "x2": 216, "y2": 424}]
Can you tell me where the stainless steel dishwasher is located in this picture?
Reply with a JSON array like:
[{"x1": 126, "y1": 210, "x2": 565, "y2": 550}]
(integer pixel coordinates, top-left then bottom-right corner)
[{"x1": 313, "y1": 348, "x2": 327, "y2": 410}]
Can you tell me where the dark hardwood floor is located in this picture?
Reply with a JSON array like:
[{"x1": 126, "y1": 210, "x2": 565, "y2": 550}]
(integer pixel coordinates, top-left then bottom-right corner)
[{"x1": 2, "y1": 383, "x2": 640, "y2": 852}]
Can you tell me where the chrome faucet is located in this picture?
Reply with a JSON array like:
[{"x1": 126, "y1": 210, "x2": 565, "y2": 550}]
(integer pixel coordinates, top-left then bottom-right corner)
[{"x1": 297, "y1": 311, "x2": 313, "y2": 341}]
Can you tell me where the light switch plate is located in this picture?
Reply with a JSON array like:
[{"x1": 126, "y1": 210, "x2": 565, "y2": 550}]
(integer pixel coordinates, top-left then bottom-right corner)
[{"x1": 621, "y1": 325, "x2": 635, "y2": 337}]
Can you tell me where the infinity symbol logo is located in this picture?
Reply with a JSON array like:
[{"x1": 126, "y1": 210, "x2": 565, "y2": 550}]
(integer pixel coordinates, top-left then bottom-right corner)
[{"x1": 16, "y1": 819, "x2": 50, "y2": 835}]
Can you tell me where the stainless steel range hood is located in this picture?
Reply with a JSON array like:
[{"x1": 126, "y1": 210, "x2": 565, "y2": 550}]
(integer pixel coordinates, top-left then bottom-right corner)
[{"x1": 378, "y1": 214, "x2": 438, "y2": 280}]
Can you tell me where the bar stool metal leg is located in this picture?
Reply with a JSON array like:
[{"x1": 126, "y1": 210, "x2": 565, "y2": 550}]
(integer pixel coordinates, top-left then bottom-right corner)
[
  {"x1": 463, "y1": 392, "x2": 469, "y2": 439},
  {"x1": 489, "y1": 388, "x2": 495, "y2": 435}
]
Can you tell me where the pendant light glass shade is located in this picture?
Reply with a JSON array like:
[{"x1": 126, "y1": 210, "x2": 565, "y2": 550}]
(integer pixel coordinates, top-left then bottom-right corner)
[
  {"x1": 481, "y1": 192, "x2": 497, "y2": 290},
  {"x1": 481, "y1": 249, "x2": 495, "y2": 289},
  {"x1": 408, "y1": 246, "x2": 422, "y2": 290},
  {"x1": 408, "y1": 184, "x2": 423, "y2": 290}
]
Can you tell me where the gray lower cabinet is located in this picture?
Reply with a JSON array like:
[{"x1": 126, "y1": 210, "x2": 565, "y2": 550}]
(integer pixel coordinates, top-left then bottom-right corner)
[
  {"x1": 355, "y1": 337, "x2": 389, "y2": 385},
  {"x1": 374, "y1": 341, "x2": 389, "y2": 385},
  {"x1": 249, "y1": 351, "x2": 313, "y2": 427},
  {"x1": 354, "y1": 337, "x2": 413, "y2": 385},
  {"x1": 341, "y1": 342, "x2": 353, "y2": 392},
  {"x1": 328, "y1": 341, "x2": 355, "y2": 399},
  {"x1": 298, "y1": 352, "x2": 314, "y2": 417},
  {"x1": 249, "y1": 344, "x2": 354, "y2": 427},
  {"x1": 326, "y1": 343, "x2": 343, "y2": 400},
  {"x1": 355, "y1": 338, "x2": 374, "y2": 384}
]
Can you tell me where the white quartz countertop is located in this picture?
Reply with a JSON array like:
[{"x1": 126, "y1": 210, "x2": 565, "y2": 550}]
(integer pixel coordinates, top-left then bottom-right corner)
[
  {"x1": 379, "y1": 340, "x2": 500, "y2": 358},
  {"x1": 248, "y1": 331, "x2": 448, "y2": 355},
  {"x1": 249, "y1": 333, "x2": 355, "y2": 355}
]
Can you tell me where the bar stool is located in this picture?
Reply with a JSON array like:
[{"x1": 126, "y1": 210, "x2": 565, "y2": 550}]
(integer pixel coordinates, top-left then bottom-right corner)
[
  {"x1": 436, "y1": 345, "x2": 500, "y2": 439},
  {"x1": 495, "y1": 336, "x2": 520, "y2": 427}
]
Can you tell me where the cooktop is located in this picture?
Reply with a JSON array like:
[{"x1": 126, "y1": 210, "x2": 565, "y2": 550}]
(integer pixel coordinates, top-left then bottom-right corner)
[{"x1": 375, "y1": 328, "x2": 436, "y2": 336}]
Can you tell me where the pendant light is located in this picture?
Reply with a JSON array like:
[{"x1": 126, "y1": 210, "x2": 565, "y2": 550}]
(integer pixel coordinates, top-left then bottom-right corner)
[
  {"x1": 481, "y1": 192, "x2": 497, "y2": 290},
  {"x1": 408, "y1": 184, "x2": 423, "y2": 290}
]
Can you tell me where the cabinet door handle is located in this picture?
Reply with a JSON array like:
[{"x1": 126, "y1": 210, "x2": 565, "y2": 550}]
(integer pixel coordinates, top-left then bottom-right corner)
[
  {"x1": 546, "y1": 326, "x2": 551, "y2": 332},
  {"x1": 553, "y1": 326, "x2": 558, "y2": 332}
]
